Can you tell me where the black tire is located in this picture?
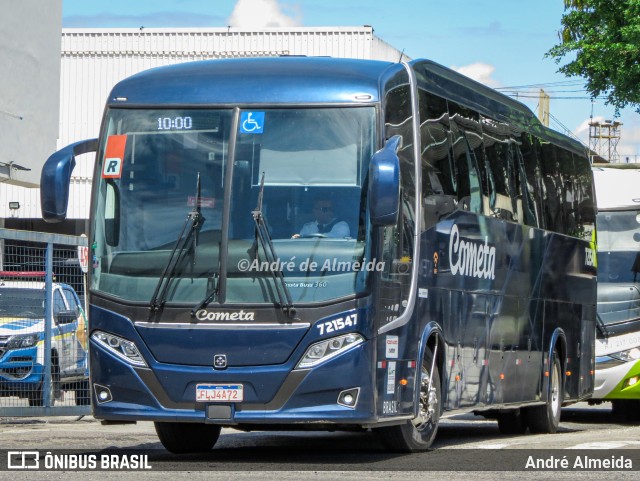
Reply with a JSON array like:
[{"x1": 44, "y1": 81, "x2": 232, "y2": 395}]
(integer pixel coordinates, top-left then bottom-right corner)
[
  {"x1": 154, "y1": 422, "x2": 221, "y2": 454},
  {"x1": 611, "y1": 400, "x2": 640, "y2": 422},
  {"x1": 377, "y1": 348, "x2": 441, "y2": 452},
  {"x1": 75, "y1": 380, "x2": 91, "y2": 406},
  {"x1": 527, "y1": 350, "x2": 563, "y2": 434},
  {"x1": 28, "y1": 358, "x2": 60, "y2": 407},
  {"x1": 497, "y1": 409, "x2": 528, "y2": 434}
]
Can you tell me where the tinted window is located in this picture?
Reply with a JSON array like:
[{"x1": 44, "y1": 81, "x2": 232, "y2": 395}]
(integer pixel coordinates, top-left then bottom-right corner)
[
  {"x1": 517, "y1": 134, "x2": 543, "y2": 228},
  {"x1": 380, "y1": 76, "x2": 417, "y2": 321},
  {"x1": 539, "y1": 141, "x2": 564, "y2": 233},
  {"x1": 573, "y1": 153, "x2": 596, "y2": 241},
  {"x1": 419, "y1": 90, "x2": 458, "y2": 228},
  {"x1": 449, "y1": 102, "x2": 482, "y2": 214},
  {"x1": 482, "y1": 117, "x2": 517, "y2": 221}
]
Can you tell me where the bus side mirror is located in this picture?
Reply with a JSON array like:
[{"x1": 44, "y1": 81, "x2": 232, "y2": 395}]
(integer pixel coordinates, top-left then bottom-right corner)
[
  {"x1": 40, "y1": 139, "x2": 98, "y2": 223},
  {"x1": 368, "y1": 135, "x2": 401, "y2": 226}
]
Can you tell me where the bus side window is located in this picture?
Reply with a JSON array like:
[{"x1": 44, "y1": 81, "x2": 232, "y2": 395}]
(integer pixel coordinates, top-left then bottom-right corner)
[
  {"x1": 513, "y1": 142, "x2": 538, "y2": 227},
  {"x1": 559, "y1": 151, "x2": 595, "y2": 240},
  {"x1": 518, "y1": 134, "x2": 544, "y2": 228},
  {"x1": 449, "y1": 102, "x2": 482, "y2": 214},
  {"x1": 557, "y1": 149, "x2": 578, "y2": 236},
  {"x1": 573, "y1": 152, "x2": 596, "y2": 241},
  {"x1": 380, "y1": 75, "x2": 417, "y2": 320},
  {"x1": 482, "y1": 117, "x2": 516, "y2": 222},
  {"x1": 419, "y1": 90, "x2": 457, "y2": 229},
  {"x1": 539, "y1": 140, "x2": 564, "y2": 234}
]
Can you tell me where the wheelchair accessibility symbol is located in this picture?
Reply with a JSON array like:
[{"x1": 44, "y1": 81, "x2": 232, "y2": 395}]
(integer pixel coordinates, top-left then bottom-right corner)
[{"x1": 240, "y1": 112, "x2": 265, "y2": 134}]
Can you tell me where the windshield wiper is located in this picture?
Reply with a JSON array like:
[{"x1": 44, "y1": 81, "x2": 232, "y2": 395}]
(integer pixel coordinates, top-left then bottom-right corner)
[
  {"x1": 251, "y1": 173, "x2": 296, "y2": 319},
  {"x1": 149, "y1": 173, "x2": 205, "y2": 314},
  {"x1": 596, "y1": 312, "x2": 609, "y2": 338},
  {"x1": 191, "y1": 273, "x2": 219, "y2": 317}
]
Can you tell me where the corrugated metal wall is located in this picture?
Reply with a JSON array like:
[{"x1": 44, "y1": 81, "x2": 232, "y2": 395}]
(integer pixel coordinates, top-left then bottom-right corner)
[{"x1": 0, "y1": 27, "x2": 405, "y2": 221}]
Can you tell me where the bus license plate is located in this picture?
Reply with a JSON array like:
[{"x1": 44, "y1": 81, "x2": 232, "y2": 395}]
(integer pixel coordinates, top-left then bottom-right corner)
[{"x1": 196, "y1": 384, "x2": 244, "y2": 402}]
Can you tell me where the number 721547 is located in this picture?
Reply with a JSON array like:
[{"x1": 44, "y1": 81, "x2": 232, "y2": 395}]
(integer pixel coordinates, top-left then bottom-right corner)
[{"x1": 316, "y1": 313, "x2": 358, "y2": 335}]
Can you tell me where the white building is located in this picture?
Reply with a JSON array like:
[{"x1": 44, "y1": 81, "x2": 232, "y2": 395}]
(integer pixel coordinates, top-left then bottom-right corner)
[{"x1": 1, "y1": 26, "x2": 405, "y2": 235}]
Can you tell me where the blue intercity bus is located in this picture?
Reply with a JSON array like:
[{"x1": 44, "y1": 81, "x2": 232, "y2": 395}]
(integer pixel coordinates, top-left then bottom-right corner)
[{"x1": 40, "y1": 57, "x2": 597, "y2": 453}]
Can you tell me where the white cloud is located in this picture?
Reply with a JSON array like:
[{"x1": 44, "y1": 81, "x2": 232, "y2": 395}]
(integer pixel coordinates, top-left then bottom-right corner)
[
  {"x1": 573, "y1": 115, "x2": 604, "y2": 146},
  {"x1": 227, "y1": 0, "x2": 301, "y2": 28},
  {"x1": 618, "y1": 121, "x2": 640, "y2": 159},
  {"x1": 451, "y1": 62, "x2": 501, "y2": 88}
]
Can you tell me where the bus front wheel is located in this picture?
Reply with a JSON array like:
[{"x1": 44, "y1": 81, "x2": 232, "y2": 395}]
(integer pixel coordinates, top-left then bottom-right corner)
[
  {"x1": 154, "y1": 422, "x2": 221, "y2": 454},
  {"x1": 377, "y1": 348, "x2": 441, "y2": 452}
]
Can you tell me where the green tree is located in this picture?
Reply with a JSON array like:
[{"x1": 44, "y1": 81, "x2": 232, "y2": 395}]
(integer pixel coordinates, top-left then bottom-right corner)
[{"x1": 547, "y1": 0, "x2": 640, "y2": 114}]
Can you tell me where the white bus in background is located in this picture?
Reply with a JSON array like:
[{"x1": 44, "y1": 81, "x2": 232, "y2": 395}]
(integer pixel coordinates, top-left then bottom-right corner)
[{"x1": 591, "y1": 165, "x2": 640, "y2": 420}]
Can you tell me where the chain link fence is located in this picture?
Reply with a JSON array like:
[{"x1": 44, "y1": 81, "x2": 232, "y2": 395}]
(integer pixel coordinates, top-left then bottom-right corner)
[{"x1": 0, "y1": 228, "x2": 90, "y2": 417}]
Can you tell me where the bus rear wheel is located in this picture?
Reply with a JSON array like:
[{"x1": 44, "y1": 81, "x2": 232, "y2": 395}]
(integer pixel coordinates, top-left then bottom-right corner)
[
  {"x1": 377, "y1": 348, "x2": 440, "y2": 452},
  {"x1": 154, "y1": 422, "x2": 221, "y2": 454},
  {"x1": 526, "y1": 350, "x2": 563, "y2": 434}
]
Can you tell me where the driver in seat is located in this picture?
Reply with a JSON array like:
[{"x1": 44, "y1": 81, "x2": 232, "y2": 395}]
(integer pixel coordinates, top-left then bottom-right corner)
[{"x1": 292, "y1": 197, "x2": 350, "y2": 238}]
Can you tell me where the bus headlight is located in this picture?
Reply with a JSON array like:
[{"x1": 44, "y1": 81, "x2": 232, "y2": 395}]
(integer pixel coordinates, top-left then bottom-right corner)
[
  {"x1": 92, "y1": 331, "x2": 147, "y2": 367},
  {"x1": 296, "y1": 333, "x2": 364, "y2": 369},
  {"x1": 609, "y1": 347, "x2": 640, "y2": 363}
]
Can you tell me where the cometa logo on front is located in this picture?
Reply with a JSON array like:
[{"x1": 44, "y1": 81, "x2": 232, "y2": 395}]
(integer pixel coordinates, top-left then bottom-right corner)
[
  {"x1": 195, "y1": 310, "x2": 256, "y2": 321},
  {"x1": 449, "y1": 223, "x2": 496, "y2": 280}
]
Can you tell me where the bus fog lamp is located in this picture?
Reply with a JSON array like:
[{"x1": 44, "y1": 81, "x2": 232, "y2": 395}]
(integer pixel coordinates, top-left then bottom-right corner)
[
  {"x1": 93, "y1": 383, "x2": 113, "y2": 404},
  {"x1": 92, "y1": 331, "x2": 148, "y2": 367},
  {"x1": 297, "y1": 333, "x2": 365, "y2": 369},
  {"x1": 337, "y1": 388, "x2": 360, "y2": 408}
]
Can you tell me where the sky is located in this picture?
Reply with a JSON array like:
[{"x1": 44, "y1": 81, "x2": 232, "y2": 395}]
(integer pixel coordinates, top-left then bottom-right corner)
[{"x1": 62, "y1": 0, "x2": 640, "y2": 161}]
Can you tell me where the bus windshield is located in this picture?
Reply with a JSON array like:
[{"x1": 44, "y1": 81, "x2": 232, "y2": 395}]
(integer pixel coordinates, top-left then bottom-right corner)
[
  {"x1": 597, "y1": 209, "x2": 640, "y2": 284},
  {"x1": 596, "y1": 209, "x2": 640, "y2": 327},
  {"x1": 91, "y1": 107, "x2": 377, "y2": 306}
]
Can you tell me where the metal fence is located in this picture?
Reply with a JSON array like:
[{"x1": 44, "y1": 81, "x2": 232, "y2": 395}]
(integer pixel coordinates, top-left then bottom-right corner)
[{"x1": 0, "y1": 228, "x2": 91, "y2": 417}]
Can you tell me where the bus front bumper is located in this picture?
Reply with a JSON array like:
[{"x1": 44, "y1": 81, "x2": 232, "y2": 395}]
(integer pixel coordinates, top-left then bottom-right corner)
[
  {"x1": 593, "y1": 357, "x2": 640, "y2": 399},
  {"x1": 90, "y1": 337, "x2": 378, "y2": 425}
]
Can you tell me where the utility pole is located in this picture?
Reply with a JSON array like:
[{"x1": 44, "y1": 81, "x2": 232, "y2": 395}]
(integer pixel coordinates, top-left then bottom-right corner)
[{"x1": 537, "y1": 89, "x2": 550, "y2": 127}]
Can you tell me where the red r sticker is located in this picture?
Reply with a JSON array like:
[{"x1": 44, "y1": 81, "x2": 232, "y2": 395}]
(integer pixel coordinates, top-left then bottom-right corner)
[{"x1": 102, "y1": 135, "x2": 127, "y2": 179}]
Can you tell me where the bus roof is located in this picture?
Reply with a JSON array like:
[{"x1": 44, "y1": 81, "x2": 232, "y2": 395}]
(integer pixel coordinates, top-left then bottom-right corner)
[
  {"x1": 107, "y1": 57, "x2": 398, "y2": 106},
  {"x1": 593, "y1": 165, "x2": 640, "y2": 210},
  {"x1": 105, "y1": 56, "x2": 587, "y2": 156},
  {"x1": 411, "y1": 59, "x2": 588, "y2": 156}
]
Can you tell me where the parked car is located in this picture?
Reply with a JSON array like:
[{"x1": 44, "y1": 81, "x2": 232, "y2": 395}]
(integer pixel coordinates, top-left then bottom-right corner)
[{"x1": 0, "y1": 279, "x2": 89, "y2": 406}]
